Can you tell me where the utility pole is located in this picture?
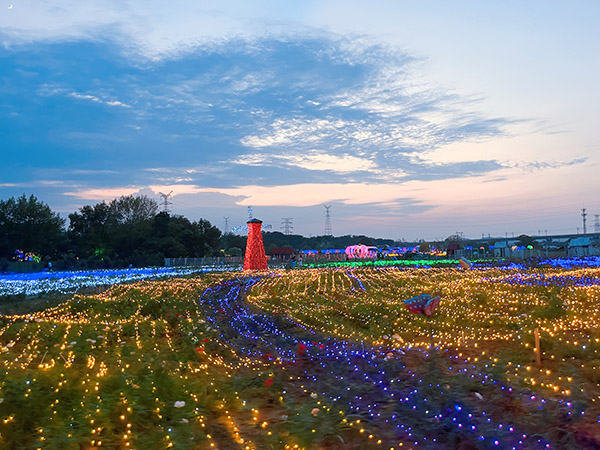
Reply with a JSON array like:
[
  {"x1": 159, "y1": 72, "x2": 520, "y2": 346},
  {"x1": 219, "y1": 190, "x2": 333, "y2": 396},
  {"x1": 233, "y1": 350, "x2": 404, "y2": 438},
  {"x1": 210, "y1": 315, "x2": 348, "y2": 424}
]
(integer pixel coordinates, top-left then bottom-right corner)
[
  {"x1": 324, "y1": 205, "x2": 332, "y2": 236},
  {"x1": 594, "y1": 215, "x2": 600, "y2": 234},
  {"x1": 582, "y1": 208, "x2": 587, "y2": 234},
  {"x1": 158, "y1": 191, "x2": 173, "y2": 214},
  {"x1": 281, "y1": 218, "x2": 293, "y2": 235}
]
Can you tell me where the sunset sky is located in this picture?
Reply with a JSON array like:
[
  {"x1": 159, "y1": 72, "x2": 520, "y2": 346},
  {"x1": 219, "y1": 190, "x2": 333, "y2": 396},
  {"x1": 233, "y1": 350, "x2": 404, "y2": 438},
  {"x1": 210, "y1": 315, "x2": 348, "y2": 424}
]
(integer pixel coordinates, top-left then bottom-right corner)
[{"x1": 1, "y1": 1, "x2": 599, "y2": 240}]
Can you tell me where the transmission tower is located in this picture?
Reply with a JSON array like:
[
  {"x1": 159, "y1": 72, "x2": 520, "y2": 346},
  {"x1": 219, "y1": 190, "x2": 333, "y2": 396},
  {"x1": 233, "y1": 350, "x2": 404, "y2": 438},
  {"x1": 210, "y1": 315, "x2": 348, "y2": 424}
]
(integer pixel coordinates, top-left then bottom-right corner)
[
  {"x1": 158, "y1": 191, "x2": 173, "y2": 214},
  {"x1": 582, "y1": 208, "x2": 587, "y2": 234},
  {"x1": 247, "y1": 206, "x2": 253, "y2": 220},
  {"x1": 324, "y1": 205, "x2": 332, "y2": 236},
  {"x1": 594, "y1": 214, "x2": 600, "y2": 234},
  {"x1": 223, "y1": 217, "x2": 230, "y2": 234},
  {"x1": 281, "y1": 218, "x2": 293, "y2": 235}
]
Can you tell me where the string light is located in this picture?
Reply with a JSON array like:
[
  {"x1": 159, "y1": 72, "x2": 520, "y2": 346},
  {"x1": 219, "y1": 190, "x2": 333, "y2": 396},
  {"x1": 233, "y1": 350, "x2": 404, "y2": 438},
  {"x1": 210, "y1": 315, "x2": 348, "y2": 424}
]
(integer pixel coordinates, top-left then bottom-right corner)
[{"x1": 0, "y1": 260, "x2": 599, "y2": 447}]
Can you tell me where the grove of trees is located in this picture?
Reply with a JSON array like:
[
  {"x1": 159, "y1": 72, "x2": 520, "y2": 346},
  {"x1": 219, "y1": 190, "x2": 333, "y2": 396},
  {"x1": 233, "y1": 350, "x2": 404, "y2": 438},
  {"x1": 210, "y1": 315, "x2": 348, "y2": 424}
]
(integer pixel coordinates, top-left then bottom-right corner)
[
  {"x1": 0, "y1": 194, "x2": 222, "y2": 271},
  {"x1": 0, "y1": 194, "x2": 409, "y2": 273}
]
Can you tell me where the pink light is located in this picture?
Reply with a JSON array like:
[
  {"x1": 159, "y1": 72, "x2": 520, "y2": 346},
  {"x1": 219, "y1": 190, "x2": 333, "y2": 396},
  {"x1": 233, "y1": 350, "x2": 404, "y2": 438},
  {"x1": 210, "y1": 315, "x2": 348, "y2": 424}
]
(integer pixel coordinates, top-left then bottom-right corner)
[{"x1": 345, "y1": 245, "x2": 377, "y2": 259}]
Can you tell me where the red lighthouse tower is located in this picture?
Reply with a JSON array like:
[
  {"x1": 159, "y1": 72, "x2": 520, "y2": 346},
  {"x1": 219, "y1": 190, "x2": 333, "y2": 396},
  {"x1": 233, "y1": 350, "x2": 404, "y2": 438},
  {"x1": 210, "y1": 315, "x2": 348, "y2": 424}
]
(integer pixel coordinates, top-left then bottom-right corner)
[{"x1": 244, "y1": 218, "x2": 268, "y2": 271}]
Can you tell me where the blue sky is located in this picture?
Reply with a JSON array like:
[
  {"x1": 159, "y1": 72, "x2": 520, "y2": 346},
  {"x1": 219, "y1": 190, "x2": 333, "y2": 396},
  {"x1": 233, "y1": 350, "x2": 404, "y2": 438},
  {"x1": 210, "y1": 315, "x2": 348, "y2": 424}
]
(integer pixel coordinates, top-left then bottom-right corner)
[{"x1": 1, "y1": 1, "x2": 599, "y2": 240}]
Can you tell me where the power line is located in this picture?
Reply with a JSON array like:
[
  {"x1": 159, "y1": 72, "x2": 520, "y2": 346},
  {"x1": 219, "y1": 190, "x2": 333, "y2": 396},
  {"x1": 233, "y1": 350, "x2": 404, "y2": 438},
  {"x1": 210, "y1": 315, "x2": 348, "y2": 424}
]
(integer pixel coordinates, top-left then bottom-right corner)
[
  {"x1": 281, "y1": 218, "x2": 293, "y2": 235},
  {"x1": 158, "y1": 191, "x2": 173, "y2": 214},
  {"x1": 324, "y1": 204, "x2": 332, "y2": 236}
]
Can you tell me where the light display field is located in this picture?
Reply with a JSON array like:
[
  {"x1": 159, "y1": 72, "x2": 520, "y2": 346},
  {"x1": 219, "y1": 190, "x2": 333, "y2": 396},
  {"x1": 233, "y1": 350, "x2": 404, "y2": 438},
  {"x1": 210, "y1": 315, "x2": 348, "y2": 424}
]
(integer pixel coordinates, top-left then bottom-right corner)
[{"x1": 1, "y1": 265, "x2": 599, "y2": 449}]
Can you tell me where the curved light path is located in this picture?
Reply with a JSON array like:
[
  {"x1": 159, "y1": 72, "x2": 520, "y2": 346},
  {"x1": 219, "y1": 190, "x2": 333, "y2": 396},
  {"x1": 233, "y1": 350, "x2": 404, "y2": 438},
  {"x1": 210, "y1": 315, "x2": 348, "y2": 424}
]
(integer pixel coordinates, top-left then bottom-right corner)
[{"x1": 198, "y1": 275, "x2": 559, "y2": 449}]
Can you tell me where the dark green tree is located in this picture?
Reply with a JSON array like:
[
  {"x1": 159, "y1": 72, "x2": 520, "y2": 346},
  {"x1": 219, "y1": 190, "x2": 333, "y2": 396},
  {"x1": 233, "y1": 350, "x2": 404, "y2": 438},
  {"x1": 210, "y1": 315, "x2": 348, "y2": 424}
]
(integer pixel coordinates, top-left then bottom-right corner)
[
  {"x1": 68, "y1": 201, "x2": 116, "y2": 259},
  {"x1": 191, "y1": 219, "x2": 222, "y2": 256},
  {"x1": 0, "y1": 194, "x2": 65, "y2": 259},
  {"x1": 105, "y1": 195, "x2": 159, "y2": 263},
  {"x1": 68, "y1": 195, "x2": 159, "y2": 265},
  {"x1": 220, "y1": 233, "x2": 246, "y2": 255},
  {"x1": 110, "y1": 195, "x2": 159, "y2": 225}
]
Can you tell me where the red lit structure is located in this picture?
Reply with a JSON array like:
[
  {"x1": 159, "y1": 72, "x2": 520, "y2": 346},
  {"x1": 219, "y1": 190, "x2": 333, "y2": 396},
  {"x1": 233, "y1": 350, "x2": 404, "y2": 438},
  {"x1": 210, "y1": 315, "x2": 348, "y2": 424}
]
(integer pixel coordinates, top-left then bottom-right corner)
[{"x1": 243, "y1": 218, "x2": 268, "y2": 271}]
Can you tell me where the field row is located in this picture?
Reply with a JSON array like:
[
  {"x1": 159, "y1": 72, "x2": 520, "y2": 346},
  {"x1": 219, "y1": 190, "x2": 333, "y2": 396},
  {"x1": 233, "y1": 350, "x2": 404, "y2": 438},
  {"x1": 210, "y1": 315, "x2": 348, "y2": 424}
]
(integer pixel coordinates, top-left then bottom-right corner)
[{"x1": 0, "y1": 265, "x2": 598, "y2": 448}]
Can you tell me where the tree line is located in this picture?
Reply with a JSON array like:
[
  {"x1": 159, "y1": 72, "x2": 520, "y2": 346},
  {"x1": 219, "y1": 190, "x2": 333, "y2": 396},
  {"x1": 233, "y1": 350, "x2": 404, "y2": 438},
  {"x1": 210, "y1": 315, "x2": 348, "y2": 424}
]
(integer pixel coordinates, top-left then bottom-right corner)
[
  {"x1": 0, "y1": 193, "x2": 408, "y2": 273},
  {"x1": 0, "y1": 194, "x2": 222, "y2": 271}
]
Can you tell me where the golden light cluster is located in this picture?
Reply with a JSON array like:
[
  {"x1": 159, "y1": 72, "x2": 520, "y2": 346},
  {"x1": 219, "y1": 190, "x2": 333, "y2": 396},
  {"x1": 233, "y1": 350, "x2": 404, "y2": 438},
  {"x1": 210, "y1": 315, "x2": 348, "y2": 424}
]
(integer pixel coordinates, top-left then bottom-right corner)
[{"x1": 0, "y1": 264, "x2": 599, "y2": 448}]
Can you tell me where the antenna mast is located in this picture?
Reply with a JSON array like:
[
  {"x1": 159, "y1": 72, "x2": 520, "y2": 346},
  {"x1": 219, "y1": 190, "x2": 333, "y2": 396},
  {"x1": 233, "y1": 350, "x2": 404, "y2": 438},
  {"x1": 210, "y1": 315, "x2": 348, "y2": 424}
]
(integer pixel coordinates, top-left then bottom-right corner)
[
  {"x1": 324, "y1": 205, "x2": 332, "y2": 236},
  {"x1": 281, "y1": 218, "x2": 293, "y2": 235},
  {"x1": 582, "y1": 208, "x2": 587, "y2": 234},
  {"x1": 223, "y1": 217, "x2": 230, "y2": 234},
  {"x1": 159, "y1": 191, "x2": 173, "y2": 214}
]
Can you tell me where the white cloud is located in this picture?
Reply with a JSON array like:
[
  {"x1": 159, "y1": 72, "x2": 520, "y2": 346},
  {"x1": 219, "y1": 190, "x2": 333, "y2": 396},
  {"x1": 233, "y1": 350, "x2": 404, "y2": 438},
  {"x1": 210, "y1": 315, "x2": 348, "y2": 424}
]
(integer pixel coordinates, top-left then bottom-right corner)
[
  {"x1": 147, "y1": 184, "x2": 204, "y2": 196},
  {"x1": 69, "y1": 92, "x2": 101, "y2": 102},
  {"x1": 64, "y1": 187, "x2": 140, "y2": 200},
  {"x1": 106, "y1": 100, "x2": 131, "y2": 108},
  {"x1": 38, "y1": 86, "x2": 131, "y2": 108},
  {"x1": 232, "y1": 151, "x2": 379, "y2": 174},
  {"x1": 241, "y1": 118, "x2": 349, "y2": 148},
  {"x1": 69, "y1": 91, "x2": 131, "y2": 108},
  {"x1": 240, "y1": 117, "x2": 406, "y2": 152},
  {"x1": 197, "y1": 162, "x2": 598, "y2": 224},
  {"x1": 200, "y1": 182, "x2": 423, "y2": 208},
  {"x1": 227, "y1": 71, "x2": 274, "y2": 95},
  {"x1": 63, "y1": 184, "x2": 208, "y2": 200},
  {"x1": 0, "y1": 0, "x2": 292, "y2": 59}
]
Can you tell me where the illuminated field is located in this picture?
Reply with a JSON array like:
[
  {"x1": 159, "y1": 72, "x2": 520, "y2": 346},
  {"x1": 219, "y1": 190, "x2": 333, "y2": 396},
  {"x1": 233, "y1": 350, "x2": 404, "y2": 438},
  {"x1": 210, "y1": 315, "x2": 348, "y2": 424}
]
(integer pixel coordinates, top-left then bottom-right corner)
[{"x1": 1, "y1": 264, "x2": 600, "y2": 448}]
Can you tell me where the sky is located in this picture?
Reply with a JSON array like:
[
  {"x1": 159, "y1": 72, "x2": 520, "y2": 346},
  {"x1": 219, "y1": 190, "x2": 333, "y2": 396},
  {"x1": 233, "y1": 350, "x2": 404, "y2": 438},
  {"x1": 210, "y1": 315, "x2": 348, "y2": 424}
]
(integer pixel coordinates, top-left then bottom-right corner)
[{"x1": 1, "y1": 1, "x2": 599, "y2": 241}]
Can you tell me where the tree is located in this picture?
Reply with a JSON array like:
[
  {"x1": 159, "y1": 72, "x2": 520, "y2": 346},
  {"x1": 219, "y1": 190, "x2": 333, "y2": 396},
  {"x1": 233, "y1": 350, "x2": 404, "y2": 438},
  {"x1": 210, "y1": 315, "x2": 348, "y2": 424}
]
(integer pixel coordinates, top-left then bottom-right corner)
[
  {"x1": 0, "y1": 194, "x2": 65, "y2": 259},
  {"x1": 110, "y1": 195, "x2": 159, "y2": 225},
  {"x1": 192, "y1": 219, "x2": 222, "y2": 256},
  {"x1": 68, "y1": 201, "x2": 116, "y2": 258},
  {"x1": 108, "y1": 196, "x2": 159, "y2": 262},
  {"x1": 68, "y1": 195, "x2": 159, "y2": 263},
  {"x1": 220, "y1": 233, "x2": 246, "y2": 256}
]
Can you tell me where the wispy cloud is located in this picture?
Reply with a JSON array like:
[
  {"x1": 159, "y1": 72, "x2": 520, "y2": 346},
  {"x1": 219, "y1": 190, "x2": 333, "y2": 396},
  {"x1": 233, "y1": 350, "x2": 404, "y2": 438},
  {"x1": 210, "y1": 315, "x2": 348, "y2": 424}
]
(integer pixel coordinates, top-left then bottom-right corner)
[
  {"x1": 509, "y1": 157, "x2": 588, "y2": 171},
  {"x1": 231, "y1": 151, "x2": 380, "y2": 174},
  {"x1": 64, "y1": 187, "x2": 140, "y2": 200},
  {"x1": 68, "y1": 91, "x2": 131, "y2": 108},
  {"x1": 38, "y1": 84, "x2": 131, "y2": 109},
  {"x1": 64, "y1": 184, "x2": 207, "y2": 201}
]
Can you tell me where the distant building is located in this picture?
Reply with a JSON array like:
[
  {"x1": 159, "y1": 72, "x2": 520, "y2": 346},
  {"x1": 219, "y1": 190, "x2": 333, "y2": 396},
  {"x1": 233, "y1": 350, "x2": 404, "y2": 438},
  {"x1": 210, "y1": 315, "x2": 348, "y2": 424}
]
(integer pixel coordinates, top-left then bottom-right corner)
[
  {"x1": 446, "y1": 242, "x2": 462, "y2": 258},
  {"x1": 568, "y1": 237, "x2": 593, "y2": 257},
  {"x1": 493, "y1": 241, "x2": 508, "y2": 258},
  {"x1": 269, "y1": 247, "x2": 295, "y2": 260}
]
